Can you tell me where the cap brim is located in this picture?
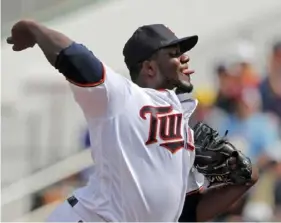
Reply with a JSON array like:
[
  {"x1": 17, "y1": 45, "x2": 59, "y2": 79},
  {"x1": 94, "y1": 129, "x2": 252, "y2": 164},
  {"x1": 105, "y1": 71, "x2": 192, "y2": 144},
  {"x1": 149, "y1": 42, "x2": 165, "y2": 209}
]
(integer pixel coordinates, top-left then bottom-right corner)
[{"x1": 167, "y1": 35, "x2": 198, "y2": 53}]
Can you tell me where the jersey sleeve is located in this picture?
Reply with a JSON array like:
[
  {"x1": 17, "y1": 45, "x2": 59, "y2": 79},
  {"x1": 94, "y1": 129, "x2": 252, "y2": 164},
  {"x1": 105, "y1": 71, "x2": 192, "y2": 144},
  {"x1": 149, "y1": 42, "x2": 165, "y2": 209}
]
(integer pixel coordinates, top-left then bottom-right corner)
[
  {"x1": 55, "y1": 43, "x2": 132, "y2": 118},
  {"x1": 186, "y1": 167, "x2": 206, "y2": 195},
  {"x1": 69, "y1": 64, "x2": 131, "y2": 118}
]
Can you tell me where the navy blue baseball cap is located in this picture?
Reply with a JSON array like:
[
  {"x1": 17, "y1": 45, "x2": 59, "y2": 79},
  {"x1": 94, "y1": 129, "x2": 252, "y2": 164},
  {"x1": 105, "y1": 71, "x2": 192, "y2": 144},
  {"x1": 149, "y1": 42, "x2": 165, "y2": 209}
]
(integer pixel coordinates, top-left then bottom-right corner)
[{"x1": 123, "y1": 24, "x2": 198, "y2": 69}]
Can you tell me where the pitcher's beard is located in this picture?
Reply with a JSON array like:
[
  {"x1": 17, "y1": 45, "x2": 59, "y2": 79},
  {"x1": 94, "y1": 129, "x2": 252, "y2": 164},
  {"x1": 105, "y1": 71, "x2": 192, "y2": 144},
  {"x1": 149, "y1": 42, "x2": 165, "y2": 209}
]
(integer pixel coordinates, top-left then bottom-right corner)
[
  {"x1": 162, "y1": 78, "x2": 193, "y2": 93},
  {"x1": 161, "y1": 71, "x2": 194, "y2": 93},
  {"x1": 175, "y1": 80, "x2": 194, "y2": 94}
]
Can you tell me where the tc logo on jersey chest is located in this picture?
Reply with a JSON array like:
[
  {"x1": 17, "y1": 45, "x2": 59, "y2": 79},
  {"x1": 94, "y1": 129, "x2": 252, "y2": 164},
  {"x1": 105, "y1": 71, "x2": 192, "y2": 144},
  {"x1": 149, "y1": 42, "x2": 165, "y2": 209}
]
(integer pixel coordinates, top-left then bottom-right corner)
[{"x1": 140, "y1": 105, "x2": 194, "y2": 154}]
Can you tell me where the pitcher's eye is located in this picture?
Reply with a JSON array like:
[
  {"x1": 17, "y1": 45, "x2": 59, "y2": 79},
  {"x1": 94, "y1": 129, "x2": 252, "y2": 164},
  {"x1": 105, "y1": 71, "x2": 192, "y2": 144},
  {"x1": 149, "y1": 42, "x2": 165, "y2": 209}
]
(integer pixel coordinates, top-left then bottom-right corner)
[{"x1": 169, "y1": 50, "x2": 181, "y2": 58}]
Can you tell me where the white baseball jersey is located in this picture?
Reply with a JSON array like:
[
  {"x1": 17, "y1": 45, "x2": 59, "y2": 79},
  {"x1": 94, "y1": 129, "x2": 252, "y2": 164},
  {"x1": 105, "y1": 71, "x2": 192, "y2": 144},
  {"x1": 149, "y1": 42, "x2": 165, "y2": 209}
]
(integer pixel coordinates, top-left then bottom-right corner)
[{"x1": 70, "y1": 64, "x2": 204, "y2": 222}]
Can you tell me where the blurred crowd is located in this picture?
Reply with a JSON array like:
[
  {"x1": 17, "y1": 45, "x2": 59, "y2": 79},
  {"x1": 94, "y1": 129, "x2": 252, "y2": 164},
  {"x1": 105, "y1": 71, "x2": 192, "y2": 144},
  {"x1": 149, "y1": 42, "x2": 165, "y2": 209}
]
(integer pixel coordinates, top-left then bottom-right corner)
[
  {"x1": 32, "y1": 40, "x2": 281, "y2": 222},
  {"x1": 191, "y1": 40, "x2": 281, "y2": 222}
]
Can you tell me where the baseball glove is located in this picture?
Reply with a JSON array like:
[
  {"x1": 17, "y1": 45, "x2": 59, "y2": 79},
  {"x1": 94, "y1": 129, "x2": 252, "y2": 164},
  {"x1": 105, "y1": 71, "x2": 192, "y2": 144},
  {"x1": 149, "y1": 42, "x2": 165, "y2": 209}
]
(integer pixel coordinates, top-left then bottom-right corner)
[{"x1": 193, "y1": 122, "x2": 252, "y2": 186}]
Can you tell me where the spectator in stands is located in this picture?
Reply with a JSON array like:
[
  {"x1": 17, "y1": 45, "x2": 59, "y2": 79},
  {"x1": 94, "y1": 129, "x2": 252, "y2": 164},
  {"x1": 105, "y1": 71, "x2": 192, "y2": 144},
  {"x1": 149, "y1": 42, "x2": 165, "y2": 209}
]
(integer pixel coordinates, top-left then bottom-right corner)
[
  {"x1": 216, "y1": 87, "x2": 280, "y2": 222},
  {"x1": 243, "y1": 140, "x2": 281, "y2": 222},
  {"x1": 218, "y1": 87, "x2": 279, "y2": 165},
  {"x1": 259, "y1": 41, "x2": 281, "y2": 122},
  {"x1": 190, "y1": 87, "x2": 228, "y2": 130},
  {"x1": 213, "y1": 63, "x2": 241, "y2": 114},
  {"x1": 214, "y1": 40, "x2": 260, "y2": 114},
  {"x1": 214, "y1": 64, "x2": 259, "y2": 113}
]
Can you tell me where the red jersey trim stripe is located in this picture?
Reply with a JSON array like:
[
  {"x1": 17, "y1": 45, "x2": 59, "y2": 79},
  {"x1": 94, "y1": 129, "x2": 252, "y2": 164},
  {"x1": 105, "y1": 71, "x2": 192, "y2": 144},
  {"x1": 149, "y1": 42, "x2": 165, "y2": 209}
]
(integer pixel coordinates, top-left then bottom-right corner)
[{"x1": 186, "y1": 186, "x2": 204, "y2": 195}]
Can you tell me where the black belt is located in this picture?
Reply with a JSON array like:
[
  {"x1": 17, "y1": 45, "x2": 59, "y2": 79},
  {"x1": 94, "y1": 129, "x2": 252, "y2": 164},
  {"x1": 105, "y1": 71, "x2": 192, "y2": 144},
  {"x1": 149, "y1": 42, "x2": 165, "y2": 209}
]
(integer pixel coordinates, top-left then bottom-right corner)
[{"x1": 67, "y1": 195, "x2": 79, "y2": 207}]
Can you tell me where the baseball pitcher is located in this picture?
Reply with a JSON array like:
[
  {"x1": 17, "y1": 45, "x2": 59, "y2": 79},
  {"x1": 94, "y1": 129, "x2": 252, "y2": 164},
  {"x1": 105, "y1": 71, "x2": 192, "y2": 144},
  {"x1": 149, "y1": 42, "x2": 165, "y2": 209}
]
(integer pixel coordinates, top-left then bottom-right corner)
[{"x1": 7, "y1": 20, "x2": 258, "y2": 222}]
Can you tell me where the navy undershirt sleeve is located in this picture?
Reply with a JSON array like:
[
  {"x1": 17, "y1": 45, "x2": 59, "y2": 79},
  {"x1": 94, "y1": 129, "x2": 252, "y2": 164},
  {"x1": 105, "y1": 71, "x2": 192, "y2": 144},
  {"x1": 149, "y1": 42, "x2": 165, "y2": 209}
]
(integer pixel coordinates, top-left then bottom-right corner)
[{"x1": 55, "y1": 43, "x2": 104, "y2": 86}]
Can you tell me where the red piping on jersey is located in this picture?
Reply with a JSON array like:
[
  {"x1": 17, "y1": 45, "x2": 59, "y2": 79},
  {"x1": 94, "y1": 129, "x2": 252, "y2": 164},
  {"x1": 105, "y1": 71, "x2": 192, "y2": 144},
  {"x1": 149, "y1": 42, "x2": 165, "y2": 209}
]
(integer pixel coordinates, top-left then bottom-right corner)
[
  {"x1": 186, "y1": 186, "x2": 204, "y2": 196},
  {"x1": 157, "y1": 89, "x2": 168, "y2": 92},
  {"x1": 66, "y1": 63, "x2": 106, "y2": 87}
]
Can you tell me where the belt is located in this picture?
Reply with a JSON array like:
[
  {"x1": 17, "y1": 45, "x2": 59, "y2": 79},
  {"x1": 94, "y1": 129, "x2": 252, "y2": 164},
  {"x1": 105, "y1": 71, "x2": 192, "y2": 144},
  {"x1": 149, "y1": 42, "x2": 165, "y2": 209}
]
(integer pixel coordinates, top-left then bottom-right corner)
[{"x1": 67, "y1": 195, "x2": 79, "y2": 207}]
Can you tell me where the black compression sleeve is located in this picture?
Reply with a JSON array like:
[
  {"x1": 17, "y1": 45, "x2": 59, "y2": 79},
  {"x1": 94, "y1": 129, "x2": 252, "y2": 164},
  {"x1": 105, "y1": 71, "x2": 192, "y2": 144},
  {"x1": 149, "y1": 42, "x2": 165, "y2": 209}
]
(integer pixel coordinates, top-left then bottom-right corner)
[{"x1": 55, "y1": 42, "x2": 104, "y2": 87}]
